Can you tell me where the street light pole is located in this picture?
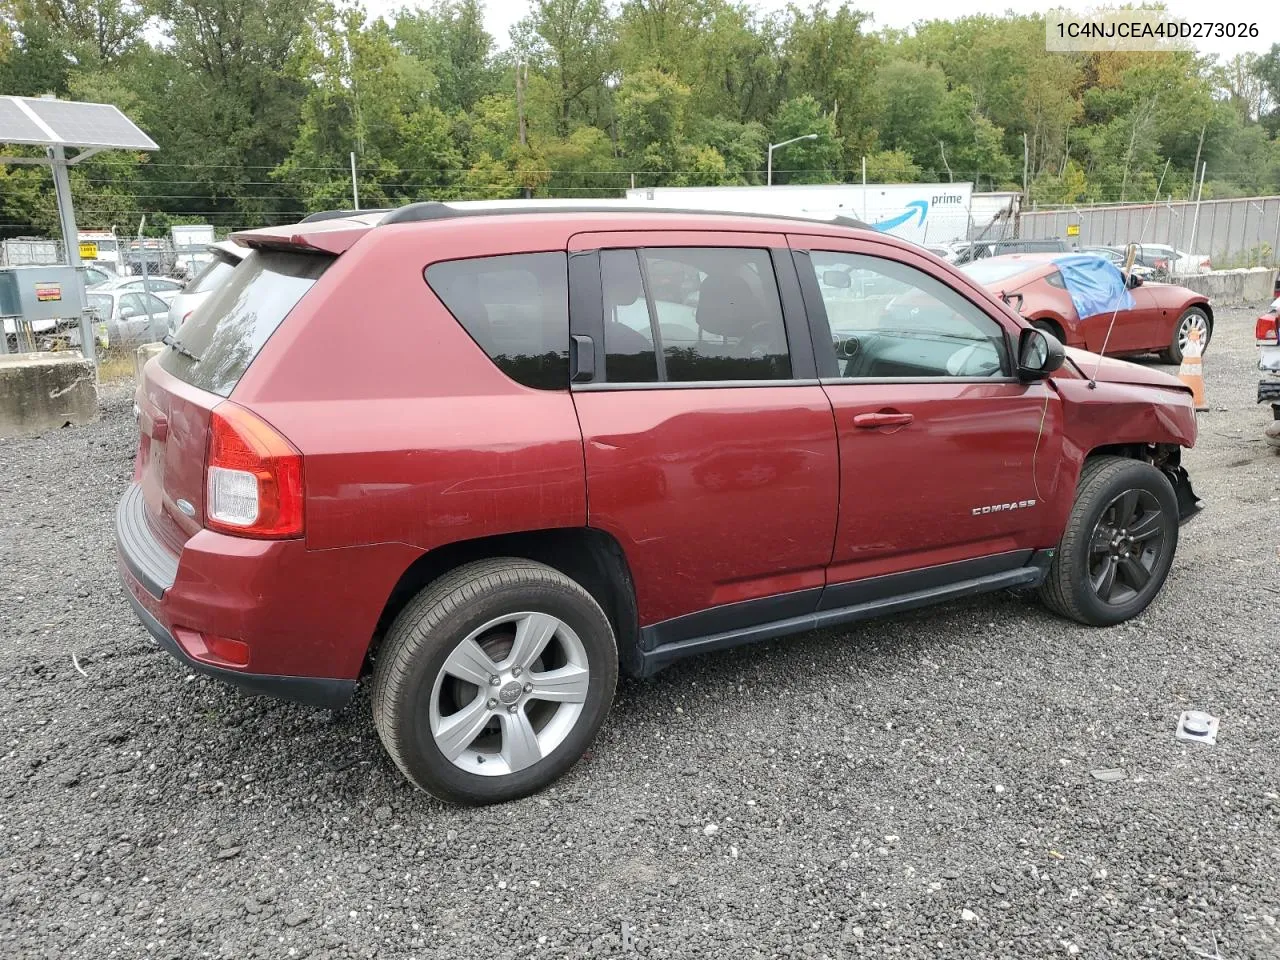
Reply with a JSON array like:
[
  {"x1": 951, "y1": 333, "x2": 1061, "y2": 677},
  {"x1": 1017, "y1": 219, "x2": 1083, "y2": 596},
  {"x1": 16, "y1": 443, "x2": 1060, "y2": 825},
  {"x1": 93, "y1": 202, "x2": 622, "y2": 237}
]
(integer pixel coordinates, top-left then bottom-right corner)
[{"x1": 766, "y1": 133, "x2": 819, "y2": 186}]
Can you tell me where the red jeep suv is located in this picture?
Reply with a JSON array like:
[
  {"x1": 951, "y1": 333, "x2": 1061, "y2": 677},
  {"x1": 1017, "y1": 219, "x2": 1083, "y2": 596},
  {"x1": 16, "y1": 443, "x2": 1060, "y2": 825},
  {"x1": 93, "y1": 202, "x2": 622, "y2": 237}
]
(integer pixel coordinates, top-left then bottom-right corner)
[{"x1": 118, "y1": 201, "x2": 1201, "y2": 804}]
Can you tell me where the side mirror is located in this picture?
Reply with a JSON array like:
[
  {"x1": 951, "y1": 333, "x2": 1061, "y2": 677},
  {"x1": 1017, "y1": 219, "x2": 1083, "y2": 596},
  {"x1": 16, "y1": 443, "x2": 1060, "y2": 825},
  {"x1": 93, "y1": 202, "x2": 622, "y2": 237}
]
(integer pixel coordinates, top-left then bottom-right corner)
[
  {"x1": 822, "y1": 270, "x2": 851, "y2": 289},
  {"x1": 1126, "y1": 272, "x2": 1143, "y2": 289},
  {"x1": 1016, "y1": 326, "x2": 1065, "y2": 381}
]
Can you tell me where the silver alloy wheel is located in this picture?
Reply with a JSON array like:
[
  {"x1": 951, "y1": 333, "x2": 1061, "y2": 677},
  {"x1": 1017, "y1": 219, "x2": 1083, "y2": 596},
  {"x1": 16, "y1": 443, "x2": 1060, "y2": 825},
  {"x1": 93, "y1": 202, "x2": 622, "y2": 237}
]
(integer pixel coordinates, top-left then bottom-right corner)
[
  {"x1": 1177, "y1": 311, "x2": 1209, "y2": 355},
  {"x1": 428, "y1": 612, "x2": 590, "y2": 777}
]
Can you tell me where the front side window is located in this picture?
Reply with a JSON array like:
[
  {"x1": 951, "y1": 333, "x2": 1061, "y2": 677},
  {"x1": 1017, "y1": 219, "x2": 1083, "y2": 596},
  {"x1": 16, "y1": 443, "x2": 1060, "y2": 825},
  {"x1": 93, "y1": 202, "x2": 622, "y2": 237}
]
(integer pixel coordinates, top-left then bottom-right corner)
[
  {"x1": 119, "y1": 293, "x2": 147, "y2": 318},
  {"x1": 810, "y1": 251, "x2": 1009, "y2": 379},
  {"x1": 600, "y1": 246, "x2": 791, "y2": 383},
  {"x1": 426, "y1": 252, "x2": 569, "y2": 390}
]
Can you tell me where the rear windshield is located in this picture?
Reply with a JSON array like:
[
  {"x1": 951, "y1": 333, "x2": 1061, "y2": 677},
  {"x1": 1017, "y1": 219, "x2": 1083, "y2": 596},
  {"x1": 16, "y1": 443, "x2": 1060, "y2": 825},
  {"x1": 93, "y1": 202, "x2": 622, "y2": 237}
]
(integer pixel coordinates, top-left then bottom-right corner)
[
  {"x1": 957, "y1": 259, "x2": 1035, "y2": 285},
  {"x1": 184, "y1": 251, "x2": 239, "y2": 295},
  {"x1": 159, "y1": 249, "x2": 330, "y2": 397}
]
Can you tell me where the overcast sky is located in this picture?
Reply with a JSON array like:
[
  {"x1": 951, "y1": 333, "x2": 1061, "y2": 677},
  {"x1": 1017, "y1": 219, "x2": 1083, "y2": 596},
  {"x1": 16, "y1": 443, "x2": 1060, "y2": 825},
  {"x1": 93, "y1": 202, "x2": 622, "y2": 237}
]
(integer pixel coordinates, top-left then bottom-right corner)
[{"x1": 362, "y1": 0, "x2": 1278, "y2": 61}]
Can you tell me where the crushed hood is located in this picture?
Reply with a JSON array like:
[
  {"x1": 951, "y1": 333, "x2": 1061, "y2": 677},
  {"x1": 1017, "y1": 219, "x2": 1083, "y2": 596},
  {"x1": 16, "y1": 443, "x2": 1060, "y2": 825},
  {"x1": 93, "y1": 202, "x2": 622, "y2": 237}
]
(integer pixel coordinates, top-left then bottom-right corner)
[{"x1": 1060, "y1": 346, "x2": 1189, "y2": 391}]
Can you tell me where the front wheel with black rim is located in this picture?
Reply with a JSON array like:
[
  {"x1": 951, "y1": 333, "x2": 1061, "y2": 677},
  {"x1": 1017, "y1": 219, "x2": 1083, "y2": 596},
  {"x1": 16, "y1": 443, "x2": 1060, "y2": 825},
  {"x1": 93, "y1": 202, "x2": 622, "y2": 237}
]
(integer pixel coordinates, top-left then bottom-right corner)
[
  {"x1": 1163, "y1": 306, "x2": 1211, "y2": 364},
  {"x1": 371, "y1": 559, "x2": 618, "y2": 805},
  {"x1": 1038, "y1": 456, "x2": 1179, "y2": 626}
]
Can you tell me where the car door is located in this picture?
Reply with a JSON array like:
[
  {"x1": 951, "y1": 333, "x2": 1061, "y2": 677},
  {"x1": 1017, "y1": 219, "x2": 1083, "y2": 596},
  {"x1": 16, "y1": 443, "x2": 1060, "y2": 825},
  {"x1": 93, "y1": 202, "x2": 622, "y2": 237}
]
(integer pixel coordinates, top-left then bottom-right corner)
[
  {"x1": 567, "y1": 230, "x2": 839, "y2": 644},
  {"x1": 117, "y1": 293, "x2": 150, "y2": 343},
  {"x1": 1069, "y1": 272, "x2": 1165, "y2": 355},
  {"x1": 137, "y1": 292, "x2": 170, "y2": 340},
  {"x1": 789, "y1": 234, "x2": 1063, "y2": 600}
]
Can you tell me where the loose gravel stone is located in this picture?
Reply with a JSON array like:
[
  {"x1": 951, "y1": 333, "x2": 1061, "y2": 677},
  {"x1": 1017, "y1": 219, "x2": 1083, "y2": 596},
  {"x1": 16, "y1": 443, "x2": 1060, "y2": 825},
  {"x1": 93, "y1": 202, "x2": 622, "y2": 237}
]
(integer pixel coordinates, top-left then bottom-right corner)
[{"x1": 3, "y1": 311, "x2": 1280, "y2": 958}]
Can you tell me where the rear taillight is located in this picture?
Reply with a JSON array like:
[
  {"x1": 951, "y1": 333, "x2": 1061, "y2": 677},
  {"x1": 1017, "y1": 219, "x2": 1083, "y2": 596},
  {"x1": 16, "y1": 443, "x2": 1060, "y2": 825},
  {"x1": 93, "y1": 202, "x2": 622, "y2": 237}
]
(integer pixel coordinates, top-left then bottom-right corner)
[
  {"x1": 1256, "y1": 314, "x2": 1278, "y2": 343},
  {"x1": 205, "y1": 402, "x2": 303, "y2": 538}
]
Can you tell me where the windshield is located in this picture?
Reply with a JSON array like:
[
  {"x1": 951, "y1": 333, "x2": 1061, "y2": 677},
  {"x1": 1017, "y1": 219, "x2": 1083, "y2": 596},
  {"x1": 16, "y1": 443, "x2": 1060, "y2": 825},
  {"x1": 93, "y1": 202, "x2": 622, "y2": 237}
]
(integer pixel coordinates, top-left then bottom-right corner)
[
  {"x1": 956, "y1": 259, "x2": 1035, "y2": 285},
  {"x1": 158, "y1": 249, "x2": 331, "y2": 397}
]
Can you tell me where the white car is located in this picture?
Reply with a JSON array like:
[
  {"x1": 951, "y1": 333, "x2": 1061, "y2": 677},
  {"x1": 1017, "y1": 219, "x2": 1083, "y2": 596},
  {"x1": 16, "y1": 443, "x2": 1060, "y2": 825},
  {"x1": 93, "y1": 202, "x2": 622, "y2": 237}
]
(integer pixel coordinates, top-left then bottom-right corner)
[
  {"x1": 86, "y1": 288, "x2": 171, "y2": 346},
  {"x1": 1120, "y1": 244, "x2": 1212, "y2": 275},
  {"x1": 95, "y1": 274, "x2": 186, "y2": 303}
]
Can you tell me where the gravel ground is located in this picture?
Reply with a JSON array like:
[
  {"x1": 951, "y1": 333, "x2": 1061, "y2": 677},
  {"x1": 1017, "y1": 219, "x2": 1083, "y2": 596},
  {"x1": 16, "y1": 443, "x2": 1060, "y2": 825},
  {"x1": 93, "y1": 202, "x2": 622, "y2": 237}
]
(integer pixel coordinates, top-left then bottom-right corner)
[{"x1": 3, "y1": 306, "x2": 1279, "y2": 960}]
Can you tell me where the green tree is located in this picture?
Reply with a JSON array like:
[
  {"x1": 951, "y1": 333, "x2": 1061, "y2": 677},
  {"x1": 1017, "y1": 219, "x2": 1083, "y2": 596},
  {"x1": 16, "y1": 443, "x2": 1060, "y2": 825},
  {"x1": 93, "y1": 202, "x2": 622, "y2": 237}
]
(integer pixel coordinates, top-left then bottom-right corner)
[
  {"x1": 513, "y1": 0, "x2": 617, "y2": 135},
  {"x1": 768, "y1": 95, "x2": 840, "y2": 183},
  {"x1": 391, "y1": 0, "x2": 497, "y2": 115},
  {"x1": 781, "y1": 2, "x2": 880, "y2": 158}
]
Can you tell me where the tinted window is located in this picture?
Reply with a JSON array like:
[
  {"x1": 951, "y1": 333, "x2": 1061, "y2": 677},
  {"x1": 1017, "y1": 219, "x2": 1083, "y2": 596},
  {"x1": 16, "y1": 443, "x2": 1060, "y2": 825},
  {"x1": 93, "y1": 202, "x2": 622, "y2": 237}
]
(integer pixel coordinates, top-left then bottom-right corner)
[
  {"x1": 600, "y1": 247, "x2": 791, "y2": 383},
  {"x1": 186, "y1": 253, "x2": 239, "y2": 295},
  {"x1": 426, "y1": 252, "x2": 569, "y2": 390},
  {"x1": 159, "y1": 250, "x2": 330, "y2": 398},
  {"x1": 811, "y1": 251, "x2": 1008, "y2": 379},
  {"x1": 601, "y1": 249, "x2": 659, "y2": 382},
  {"x1": 140, "y1": 292, "x2": 168, "y2": 313},
  {"x1": 1044, "y1": 270, "x2": 1067, "y2": 289}
]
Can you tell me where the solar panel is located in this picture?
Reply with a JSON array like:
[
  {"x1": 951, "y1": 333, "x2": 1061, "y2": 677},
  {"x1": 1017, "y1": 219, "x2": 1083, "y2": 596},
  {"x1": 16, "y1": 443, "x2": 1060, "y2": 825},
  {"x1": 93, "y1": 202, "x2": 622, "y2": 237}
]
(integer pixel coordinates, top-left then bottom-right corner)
[
  {"x1": 0, "y1": 96, "x2": 157, "y2": 150},
  {"x1": 0, "y1": 97, "x2": 54, "y2": 145}
]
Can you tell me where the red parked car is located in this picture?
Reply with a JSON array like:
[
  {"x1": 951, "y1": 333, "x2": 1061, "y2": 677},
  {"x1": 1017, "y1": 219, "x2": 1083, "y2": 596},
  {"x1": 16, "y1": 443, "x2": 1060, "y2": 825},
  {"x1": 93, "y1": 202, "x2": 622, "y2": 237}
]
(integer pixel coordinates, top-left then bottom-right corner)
[
  {"x1": 118, "y1": 202, "x2": 1202, "y2": 805},
  {"x1": 959, "y1": 253, "x2": 1213, "y2": 363}
]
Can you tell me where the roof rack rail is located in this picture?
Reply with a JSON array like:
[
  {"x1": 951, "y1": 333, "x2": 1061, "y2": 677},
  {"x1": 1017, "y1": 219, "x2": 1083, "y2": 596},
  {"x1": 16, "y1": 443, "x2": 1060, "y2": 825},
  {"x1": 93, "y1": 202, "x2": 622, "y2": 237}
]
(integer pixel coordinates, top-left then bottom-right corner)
[
  {"x1": 378, "y1": 200, "x2": 869, "y2": 231},
  {"x1": 299, "y1": 208, "x2": 390, "y2": 224}
]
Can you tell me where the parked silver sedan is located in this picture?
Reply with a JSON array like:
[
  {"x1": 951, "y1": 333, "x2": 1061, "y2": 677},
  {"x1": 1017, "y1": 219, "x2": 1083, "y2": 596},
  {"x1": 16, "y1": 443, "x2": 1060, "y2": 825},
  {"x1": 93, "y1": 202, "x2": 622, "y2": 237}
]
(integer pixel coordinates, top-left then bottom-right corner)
[{"x1": 86, "y1": 289, "x2": 170, "y2": 347}]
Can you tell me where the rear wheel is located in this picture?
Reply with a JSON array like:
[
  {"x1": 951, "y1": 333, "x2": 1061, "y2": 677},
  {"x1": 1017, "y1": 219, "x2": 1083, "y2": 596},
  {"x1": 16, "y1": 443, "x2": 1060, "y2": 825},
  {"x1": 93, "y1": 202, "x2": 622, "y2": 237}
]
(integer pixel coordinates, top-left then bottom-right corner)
[
  {"x1": 1039, "y1": 456, "x2": 1179, "y2": 626},
  {"x1": 371, "y1": 559, "x2": 617, "y2": 805},
  {"x1": 1162, "y1": 307, "x2": 1210, "y2": 364}
]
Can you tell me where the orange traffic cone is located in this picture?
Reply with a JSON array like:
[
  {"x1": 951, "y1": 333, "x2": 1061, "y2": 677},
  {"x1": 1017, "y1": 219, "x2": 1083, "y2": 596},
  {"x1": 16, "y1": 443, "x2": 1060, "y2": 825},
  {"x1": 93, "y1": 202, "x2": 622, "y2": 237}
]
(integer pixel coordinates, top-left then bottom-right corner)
[{"x1": 1178, "y1": 325, "x2": 1208, "y2": 411}]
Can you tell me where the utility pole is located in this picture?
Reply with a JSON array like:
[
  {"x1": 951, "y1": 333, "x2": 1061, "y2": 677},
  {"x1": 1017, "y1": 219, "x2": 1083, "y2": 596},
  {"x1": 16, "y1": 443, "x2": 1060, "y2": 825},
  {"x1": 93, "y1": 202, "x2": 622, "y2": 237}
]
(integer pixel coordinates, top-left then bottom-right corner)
[
  {"x1": 516, "y1": 62, "x2": 530, "y2": 199},
  {"x1": 1188, "y1": 161, "x2": 1207, "y2": 254},
  {"x1": 1022, "y1": 133, "x2": 1029, "y2": 199},
  {"x1": 1189, "y1": 125, "x2": 1205, "y2": 201}
]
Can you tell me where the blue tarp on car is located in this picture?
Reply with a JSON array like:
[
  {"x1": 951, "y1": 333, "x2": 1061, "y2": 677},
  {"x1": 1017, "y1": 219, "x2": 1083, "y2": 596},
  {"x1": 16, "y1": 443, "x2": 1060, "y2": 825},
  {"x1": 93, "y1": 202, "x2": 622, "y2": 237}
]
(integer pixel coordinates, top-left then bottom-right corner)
[{"x1": 1053, "y1": 253, "x2": 1135, "y2": 319}]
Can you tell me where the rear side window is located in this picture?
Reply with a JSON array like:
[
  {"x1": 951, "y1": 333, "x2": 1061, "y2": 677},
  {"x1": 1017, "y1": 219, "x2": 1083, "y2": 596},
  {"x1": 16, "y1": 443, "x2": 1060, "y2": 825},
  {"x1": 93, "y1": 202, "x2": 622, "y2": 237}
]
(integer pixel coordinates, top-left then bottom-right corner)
[
  {"x1": 159, "y1": 249, "x2": 330, "y2": 398},
  {"x1": 185, "y1": 254, "x2": 238, "y2": 295},
  {"x1": 426, "y1": 252, "x2": 569, "y2": 390},
  {"x1": 599, "y1": 246, "x2": 792, "y2": 383}
]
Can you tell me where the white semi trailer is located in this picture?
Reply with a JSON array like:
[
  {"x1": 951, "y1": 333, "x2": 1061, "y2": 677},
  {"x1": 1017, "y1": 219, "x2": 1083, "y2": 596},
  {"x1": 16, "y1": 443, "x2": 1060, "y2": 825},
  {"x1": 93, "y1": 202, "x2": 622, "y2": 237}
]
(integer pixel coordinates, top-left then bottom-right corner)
[{"x1": 625, "y1": 183, "x2": 978, "y2": 245}]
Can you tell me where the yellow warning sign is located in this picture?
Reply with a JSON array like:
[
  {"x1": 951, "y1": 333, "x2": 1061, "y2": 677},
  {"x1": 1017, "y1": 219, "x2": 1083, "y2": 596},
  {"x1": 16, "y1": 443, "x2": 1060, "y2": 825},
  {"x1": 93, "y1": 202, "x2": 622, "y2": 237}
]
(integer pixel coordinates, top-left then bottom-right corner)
[
  {"x1": 1066, "y1": 223, "x2": 1080, "y2": 237},
  {"x1": 78, "y1": 241, "x2": 99, "y2": 260}
]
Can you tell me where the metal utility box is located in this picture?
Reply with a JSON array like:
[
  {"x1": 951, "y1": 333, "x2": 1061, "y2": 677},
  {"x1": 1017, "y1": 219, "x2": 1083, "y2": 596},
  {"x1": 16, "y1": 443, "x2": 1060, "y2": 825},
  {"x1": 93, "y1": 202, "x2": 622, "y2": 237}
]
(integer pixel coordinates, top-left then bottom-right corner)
[{"x1": 0, "y1": 265, "x2": 86, "y2": 324}]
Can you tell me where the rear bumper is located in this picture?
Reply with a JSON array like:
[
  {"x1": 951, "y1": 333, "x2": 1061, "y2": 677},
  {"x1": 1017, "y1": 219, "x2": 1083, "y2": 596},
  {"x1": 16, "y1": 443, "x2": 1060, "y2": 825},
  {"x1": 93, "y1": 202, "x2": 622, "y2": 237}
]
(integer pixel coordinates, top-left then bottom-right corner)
[
  {"x1": 121, "y1": 578, "x2": 355, "y2": 709},
  {"x1": 114, "y1": 481, "x2": 402, "y2": 710}
]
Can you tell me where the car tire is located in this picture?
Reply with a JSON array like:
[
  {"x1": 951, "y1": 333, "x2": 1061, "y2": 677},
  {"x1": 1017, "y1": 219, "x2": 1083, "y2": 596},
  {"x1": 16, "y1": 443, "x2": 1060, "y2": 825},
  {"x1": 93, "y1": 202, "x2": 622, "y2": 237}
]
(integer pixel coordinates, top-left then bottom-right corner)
[
  {"x1": 371, "y1": 558, "x2": 617, "y2": 805},
  {"x1": 1038, "y1": 456, "x2": 1179, "y2": 627},
  {"x1": 1162, "y1": 307, "x2": 1211, "y2": 364}
]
